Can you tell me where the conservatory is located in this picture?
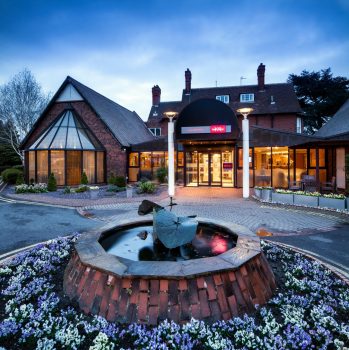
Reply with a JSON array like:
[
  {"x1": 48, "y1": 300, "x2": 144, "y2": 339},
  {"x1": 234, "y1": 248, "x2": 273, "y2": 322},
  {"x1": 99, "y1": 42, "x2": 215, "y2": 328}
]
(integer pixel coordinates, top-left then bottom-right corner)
[{"x1": 26, "y1": 109, "x2": 105, "y2": 186}]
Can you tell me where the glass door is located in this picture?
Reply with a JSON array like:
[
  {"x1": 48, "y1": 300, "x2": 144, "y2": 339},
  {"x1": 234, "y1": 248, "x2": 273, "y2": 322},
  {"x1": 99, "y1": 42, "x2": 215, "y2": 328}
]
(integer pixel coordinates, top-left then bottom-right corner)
[
  {"x1": 186, "y1": 151, "x2": 198, "y2": 186},
  {"x1": 210, "y1": 153, "x2": 221, "y2": 186},
  {"x1": 199, "y1": 152, "x2": 209, "y2": 185},
  {"x1": 222, "y1": 150, "x2": 234, "y2": 187}
]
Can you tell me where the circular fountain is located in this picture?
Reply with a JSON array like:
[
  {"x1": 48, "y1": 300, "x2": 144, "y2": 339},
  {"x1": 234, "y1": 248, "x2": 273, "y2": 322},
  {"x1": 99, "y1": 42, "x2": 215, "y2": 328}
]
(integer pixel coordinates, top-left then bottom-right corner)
[{"x1": 64, "y1": 202, "x2": 276, "y2": 325}]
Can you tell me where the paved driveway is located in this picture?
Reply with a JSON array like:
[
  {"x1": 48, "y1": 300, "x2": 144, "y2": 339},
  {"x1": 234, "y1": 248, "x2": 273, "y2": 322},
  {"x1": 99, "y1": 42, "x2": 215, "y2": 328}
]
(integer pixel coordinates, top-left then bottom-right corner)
[
  {"x1": 1, "y1": 187, "x2": 349, "y2": 276},
  {"x1": 0, "y1": 201, "x2": 99, "y2": 255}
]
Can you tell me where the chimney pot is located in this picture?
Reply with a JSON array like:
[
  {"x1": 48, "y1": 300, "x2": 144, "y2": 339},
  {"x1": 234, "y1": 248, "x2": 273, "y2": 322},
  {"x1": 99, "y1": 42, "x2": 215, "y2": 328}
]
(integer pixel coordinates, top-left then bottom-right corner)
[
  {"x1": 152, "y1": 85, "x2": 161, "y2": 106},
  {"x1": 257, "y1": 63, "x2": 265, "y2": 91},
  {"x1": 185, "y1": 68, "x2": 192, "y2": 94}
]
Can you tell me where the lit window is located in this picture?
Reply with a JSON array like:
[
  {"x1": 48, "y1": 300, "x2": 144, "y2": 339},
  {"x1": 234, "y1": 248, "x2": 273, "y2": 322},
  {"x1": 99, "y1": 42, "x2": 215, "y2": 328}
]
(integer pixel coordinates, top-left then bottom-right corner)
[
  {"x1": 296, "y1": 117, "x2": 302, "y2": 134},
  {"x1": 240, "y1": 93, "x2": 254, "y2": 102},
  {"x1": 216, "y1": 95, "x2": 229, "y2": 104},
  {"x1": 149, "y1": 128, "x2": 161, "y2": 136}
]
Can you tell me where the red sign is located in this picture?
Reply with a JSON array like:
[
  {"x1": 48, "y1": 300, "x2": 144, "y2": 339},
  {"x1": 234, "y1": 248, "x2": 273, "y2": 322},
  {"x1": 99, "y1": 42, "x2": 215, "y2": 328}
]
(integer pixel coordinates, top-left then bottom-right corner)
[
  {"x1": 223, "y1": 162, "x2": 233, "y2": 169},
  {"x1": 210, "y1": 125, "x2": 226, "y2": 134}
]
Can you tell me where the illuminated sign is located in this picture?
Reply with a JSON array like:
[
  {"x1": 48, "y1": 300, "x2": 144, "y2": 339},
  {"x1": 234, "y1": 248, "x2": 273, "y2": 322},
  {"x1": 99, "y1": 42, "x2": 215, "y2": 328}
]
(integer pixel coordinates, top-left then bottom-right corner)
[
  {"x1": 181, "y1": 125, "x2": 231, "y2": 134},
  {"x1": 223, "y1": 162, "x2": 233, "y2": 169},
  {"x1": 210, "y1": 125, "x2": 226, "y2": 134}
]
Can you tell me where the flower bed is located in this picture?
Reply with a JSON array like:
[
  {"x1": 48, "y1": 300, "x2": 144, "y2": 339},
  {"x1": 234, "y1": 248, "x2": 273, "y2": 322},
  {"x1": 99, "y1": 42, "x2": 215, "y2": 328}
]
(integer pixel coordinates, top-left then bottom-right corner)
[
  {"x1": 0, "y1": 237, "x2": 348, "y2": 349},
  {"x1": 271, "y1": 189, "x2": 348, "y2": 211}
]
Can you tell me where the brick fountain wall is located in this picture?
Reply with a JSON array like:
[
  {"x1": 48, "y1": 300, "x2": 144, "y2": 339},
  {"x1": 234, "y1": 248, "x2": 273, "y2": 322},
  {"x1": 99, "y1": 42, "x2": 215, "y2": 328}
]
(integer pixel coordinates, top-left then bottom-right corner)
[{"x1": 63, "y1": 219, "x2": 276, "y2": 325}]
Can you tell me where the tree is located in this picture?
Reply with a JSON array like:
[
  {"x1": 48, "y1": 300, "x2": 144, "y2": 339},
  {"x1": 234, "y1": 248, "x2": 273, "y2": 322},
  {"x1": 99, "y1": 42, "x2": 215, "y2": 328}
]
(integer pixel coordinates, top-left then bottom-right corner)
[
  {"x1": 288, "y1": 68, "x2": 349, "y2": 134},
  {"x1": 0, "y1": 69, "x2": 51, "y2": 163},
  {"x1": 0, "y1": 120, "x2": 21, "y2": 169}
]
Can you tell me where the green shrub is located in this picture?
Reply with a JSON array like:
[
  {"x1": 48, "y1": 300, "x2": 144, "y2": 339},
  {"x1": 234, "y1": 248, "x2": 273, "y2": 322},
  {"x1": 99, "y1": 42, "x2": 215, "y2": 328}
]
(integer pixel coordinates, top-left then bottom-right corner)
[
  {"x1": 81, "y1": 171, "x2": 88, "y2": 185},
  {"x1": 47, "y1": 173, "x2": 57, "y2": 192},
  {"x1": 137, "y1": 181, "x2": 156, "y2": 194},
  {"x1": 156, "y1": 167, "x2": 167, "y2": 183},
  {"x1": 107, "y1": 173, "x2": 116, "y2": 185},
  {"x1": 107, "y1": 173, "x2": 126, "y2": 187},
  {"x1": 107, "y1": 185, "x2": 125, "y2": 193},
  {"x1": 15, "y1": 172, "x2": 25, "y2": 185},
  {"x1": 75, "y1": 185, "x2": 88, "y2": 193},
  {"x1": 29, "y1": 178, "x2": 35, "y2": 185},
  {"x1": 12, "y1": 165, "x2": 24, "y2": 171},
  {"x1": 63, "y1": 186, "x2": 72, "y2": 194},
  {"x1": 1, "y1": 168, "x2": 23, "y2": 184},
  {"x1": 115, "y1": 176, "x2": 126, "y2": 187}
]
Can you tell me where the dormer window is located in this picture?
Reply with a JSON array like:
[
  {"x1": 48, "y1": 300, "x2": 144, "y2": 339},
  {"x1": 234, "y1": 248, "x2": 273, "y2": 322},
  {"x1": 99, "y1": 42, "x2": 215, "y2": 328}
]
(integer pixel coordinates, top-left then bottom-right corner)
[
  {"x1": 149, "y1": 128, "x2": 161, "y2": 136},
  {"x1": 216, "y1": 95, "x2": 229, "y2": 104},
  {"x1": 240, "y1": 93, "x2": 254, "y2": 102}
]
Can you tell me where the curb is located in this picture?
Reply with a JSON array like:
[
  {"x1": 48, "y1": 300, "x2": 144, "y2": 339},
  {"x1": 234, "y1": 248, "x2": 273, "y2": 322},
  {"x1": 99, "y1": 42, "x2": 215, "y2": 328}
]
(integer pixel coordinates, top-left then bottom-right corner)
[
  {"x1": 268, "y1": 240, "x2": 349, "y2": 286},
  {"x1": 0, "y1": 235, "x2": 71, "y2": 265}
]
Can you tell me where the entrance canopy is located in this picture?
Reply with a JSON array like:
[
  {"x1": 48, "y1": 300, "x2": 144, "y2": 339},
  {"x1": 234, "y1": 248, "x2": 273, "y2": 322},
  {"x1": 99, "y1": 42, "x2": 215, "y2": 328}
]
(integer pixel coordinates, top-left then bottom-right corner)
[{"x1": 175, "y1": 98, "x2": 240, "y2": 141}]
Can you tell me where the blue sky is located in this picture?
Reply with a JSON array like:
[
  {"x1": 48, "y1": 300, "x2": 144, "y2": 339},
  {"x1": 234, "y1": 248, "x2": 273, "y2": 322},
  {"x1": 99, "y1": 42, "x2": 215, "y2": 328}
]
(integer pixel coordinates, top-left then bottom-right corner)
[{"x1": 0, "y1": 0, "x2": 348, "y2": 119}]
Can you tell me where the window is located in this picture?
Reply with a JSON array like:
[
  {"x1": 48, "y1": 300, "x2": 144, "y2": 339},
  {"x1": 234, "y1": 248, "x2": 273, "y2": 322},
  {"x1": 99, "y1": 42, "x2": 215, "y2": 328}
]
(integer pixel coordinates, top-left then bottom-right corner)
[
  {"x1": 129, "y1": 152, "x2": 139, "y2": 167},
  {"x1": 148, "y1": 128, "x2": 161, "y2": 136},
  {"x1": 216, "y1": 95, "x2": 229, "y2": 104},
  {"x1": 240, "y1": 93, "x2": 254, "y2": 102},
  {"x1": 296, "y1": 117, "x2": 302, "y2": 134}
]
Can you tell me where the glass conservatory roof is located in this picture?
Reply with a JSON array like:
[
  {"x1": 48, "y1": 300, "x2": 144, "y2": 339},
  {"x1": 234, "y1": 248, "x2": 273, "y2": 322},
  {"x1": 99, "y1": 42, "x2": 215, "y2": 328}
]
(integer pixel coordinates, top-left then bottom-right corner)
[{"x1": 29, "y1": 110, "x2": 101, "y2": 150}]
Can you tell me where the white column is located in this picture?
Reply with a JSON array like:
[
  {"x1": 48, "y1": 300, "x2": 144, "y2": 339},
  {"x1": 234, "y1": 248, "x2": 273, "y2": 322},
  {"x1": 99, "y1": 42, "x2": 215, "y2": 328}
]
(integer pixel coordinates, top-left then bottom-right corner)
[
  {"x1": 168, "y1": 117, "x2": 175, "y2": 197},
  {"x1": 242, "y1": 116, "x2": 249, "y2": 198}
]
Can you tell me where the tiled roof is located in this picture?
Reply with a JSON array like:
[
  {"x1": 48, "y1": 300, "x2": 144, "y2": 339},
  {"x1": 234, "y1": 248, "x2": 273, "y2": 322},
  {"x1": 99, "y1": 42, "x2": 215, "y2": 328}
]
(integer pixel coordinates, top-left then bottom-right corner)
[
  {"x1": 148, "y1": 101, "x2": 184, "y2": 124},
  {"x1": 22, "y1": 77, "x2": 155, "y2": 149},
  {"x1": 148, "y1": 83, "x2": 302, "y2": 122},
  {"x1": 67, "y1": 77, "x2": 154, "y2": 147},
  {"x1": 315, "y1": 99, "x2": 349, "y2": 138}
]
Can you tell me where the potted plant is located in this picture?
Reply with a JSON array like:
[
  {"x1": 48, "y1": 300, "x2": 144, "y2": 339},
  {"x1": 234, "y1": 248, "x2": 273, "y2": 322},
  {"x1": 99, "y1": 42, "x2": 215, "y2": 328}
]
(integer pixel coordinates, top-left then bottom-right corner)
[
  {"x1": 89, "y1": 186, "x2": 99, "y2": 199},
  {"x1": 261, "y1": 187, "x2": 273, "y2": 202},
  {"x1": 293, "y1": 191, "x2": 320, "y2": 207},
  {"x1": 271, "y1": 189, "x2": 294, "y2": 204},
  {"x1": 254, "y1": 186, "x2": 262, "y2": 198},
  {"x1": 319, "y1": 193, "x2": 346, "y2": 210}
]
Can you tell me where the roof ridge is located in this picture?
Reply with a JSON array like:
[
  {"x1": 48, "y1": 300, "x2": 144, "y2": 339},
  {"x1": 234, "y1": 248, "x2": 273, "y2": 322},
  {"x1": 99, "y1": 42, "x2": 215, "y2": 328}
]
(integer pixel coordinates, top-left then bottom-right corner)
[
  {"x1": 67, "y1": 76, "x2": 134, "y2": 114},
  {"x1": 187, "y1": 83, "x2": 292, "y2": 91}
]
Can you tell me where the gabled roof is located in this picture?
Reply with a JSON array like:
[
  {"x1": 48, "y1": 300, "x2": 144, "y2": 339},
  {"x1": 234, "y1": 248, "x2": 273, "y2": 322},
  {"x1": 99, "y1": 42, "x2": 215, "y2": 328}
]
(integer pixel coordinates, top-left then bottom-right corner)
[
  {"x1": 315, "y1": 99, "x2": 349, "y2": 138},
  {"x1": 22, "y1": 76, "x2": 154, "y2": 149},
  {"x1": 148, "y1": 83, "x2": 302, "y2": 123}
]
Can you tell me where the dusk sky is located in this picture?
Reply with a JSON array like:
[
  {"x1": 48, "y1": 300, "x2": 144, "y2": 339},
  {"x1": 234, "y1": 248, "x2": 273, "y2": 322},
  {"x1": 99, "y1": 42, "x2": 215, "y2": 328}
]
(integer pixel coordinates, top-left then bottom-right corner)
[{"x1": 0, "y1": 0, "x2": 348, "y2": 120}]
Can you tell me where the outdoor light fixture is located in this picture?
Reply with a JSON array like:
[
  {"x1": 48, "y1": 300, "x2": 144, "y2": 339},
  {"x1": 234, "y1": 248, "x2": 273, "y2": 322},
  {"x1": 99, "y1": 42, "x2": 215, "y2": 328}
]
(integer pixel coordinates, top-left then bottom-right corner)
[
  {"x1": 237, "y1": 107, "x2": 254, "y2": 199},
  {"x1": 163, "y1": 111, "x2": 178, "y2": 199}
]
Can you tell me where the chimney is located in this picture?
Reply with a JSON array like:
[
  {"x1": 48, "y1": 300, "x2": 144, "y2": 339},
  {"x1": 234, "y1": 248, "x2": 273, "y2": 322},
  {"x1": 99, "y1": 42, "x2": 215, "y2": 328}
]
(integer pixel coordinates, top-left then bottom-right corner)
[
  {"x1": 185, "y1": 68, "x2": 192, "y2": 94},
  {"x1": 257, "y1": 63, "x2": 265, "y2": 91},
  {"x1": 152, "y1": 85, "x2": 161, "y2": 106}
]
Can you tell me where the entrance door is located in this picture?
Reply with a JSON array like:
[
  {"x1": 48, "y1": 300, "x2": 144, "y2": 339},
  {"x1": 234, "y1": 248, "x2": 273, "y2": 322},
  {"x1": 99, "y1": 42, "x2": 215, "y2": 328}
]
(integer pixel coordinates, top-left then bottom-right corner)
[
  {"x1": 210, "y1": 153, "x2": 221, "y2": 186},
  {"x1": 198, "y1": 153, "x2": 209, "y2": 185}
]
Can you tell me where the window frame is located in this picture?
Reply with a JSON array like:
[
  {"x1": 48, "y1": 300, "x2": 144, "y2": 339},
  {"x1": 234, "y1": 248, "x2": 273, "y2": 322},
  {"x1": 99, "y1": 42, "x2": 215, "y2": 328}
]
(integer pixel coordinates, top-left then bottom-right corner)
[
  {"x1": 240, "y1": 93, "x2": 255, "y2": 103},
  {"x1": 216, "y1": 95, "x2": 230, "y2": 104},
  {"x1": 148, "y1": 127, "x2": 161, "y2": 136}
]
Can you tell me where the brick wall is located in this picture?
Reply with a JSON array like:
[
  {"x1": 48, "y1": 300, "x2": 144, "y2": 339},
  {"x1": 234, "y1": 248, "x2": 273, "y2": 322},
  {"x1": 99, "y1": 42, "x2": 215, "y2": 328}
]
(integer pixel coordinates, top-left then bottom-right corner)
[
  {"x1": 237, "y1": 114, "x2": 298, "y2": 133},
  {"x1": 24, "y1": 101, "x2": 127, "y2": 179}
]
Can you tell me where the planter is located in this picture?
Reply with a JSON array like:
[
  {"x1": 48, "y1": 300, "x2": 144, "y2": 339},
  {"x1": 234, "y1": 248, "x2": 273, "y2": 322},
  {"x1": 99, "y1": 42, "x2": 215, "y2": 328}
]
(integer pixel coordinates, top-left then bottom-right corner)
[
  {"x1": 272, "y1": 192, "x2": 294, "y2": 204},
  {"x1": 261, "y1": 188, "x2": 272, "y2": 202},
  {"x1": 89, "y1": 190, "x2": 99, "y2": 199},
  {"x1": 126, "y1": 187, "x2": 133, "y2": 198},
  {"x1": 319, "y1": 197, "x2": 346, "y2": 210},
  {"x1": 254, "y1": 188, "x2": 262, "y2": 198},
  {"x1": 294, "y1": 194, "x2": 319, "y2": 207}
]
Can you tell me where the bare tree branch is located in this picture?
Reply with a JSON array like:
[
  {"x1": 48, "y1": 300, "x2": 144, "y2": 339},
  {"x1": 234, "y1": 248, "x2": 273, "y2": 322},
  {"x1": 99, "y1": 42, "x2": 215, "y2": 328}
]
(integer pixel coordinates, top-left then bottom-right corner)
[{"x1": 0, "y1": 69, "x2": 51, "y2": 164}]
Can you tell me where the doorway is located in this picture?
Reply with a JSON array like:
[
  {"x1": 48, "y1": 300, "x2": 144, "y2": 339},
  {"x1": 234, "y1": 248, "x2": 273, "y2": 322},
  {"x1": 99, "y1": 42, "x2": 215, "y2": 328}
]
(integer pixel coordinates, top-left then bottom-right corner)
[{"x1": 185, "y1": 150, "x2": 234, "y2": 187}]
